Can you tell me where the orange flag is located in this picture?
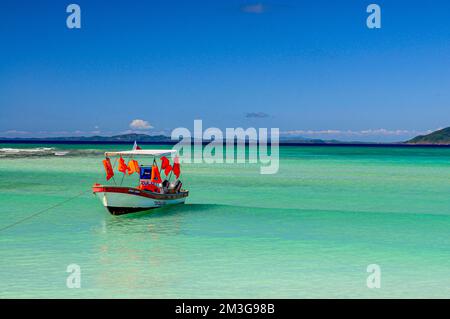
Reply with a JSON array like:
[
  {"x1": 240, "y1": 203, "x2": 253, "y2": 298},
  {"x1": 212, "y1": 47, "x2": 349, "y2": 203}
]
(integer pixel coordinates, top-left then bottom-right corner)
[
  {"x1": 118, "y1": 156, "x2": 128, "y2": 174},
  {"x1": 127, "y1": 160, "x2": 140, "y2": 175},
  {"x1": 102, "y1": 158, "x2": 114, "y2": 181}
]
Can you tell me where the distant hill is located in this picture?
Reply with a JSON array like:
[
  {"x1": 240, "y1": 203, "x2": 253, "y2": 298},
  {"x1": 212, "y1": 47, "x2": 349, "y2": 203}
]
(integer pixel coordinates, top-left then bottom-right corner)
[
  {"x1": 407, "y1": 127, "x2": 450, "y2": 145},
  {"x1": 279, "y1": 136, "x2": 326, "y2": 144},
  {"x1": 0, "y1": 133, "x2": 368, "y2": 145},
  {"x1": 0, "y1": 133, "x2": 172, "y2": 143},
  {"x1": 0, "y1": 133, "x2": 330, "y2": 143}
]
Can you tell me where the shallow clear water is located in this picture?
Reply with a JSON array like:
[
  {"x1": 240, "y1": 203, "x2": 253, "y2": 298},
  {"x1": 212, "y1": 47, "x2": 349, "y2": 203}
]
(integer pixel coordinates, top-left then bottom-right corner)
[{"x1": 1, "y1": 144, "x2": 450, "y2": 298}]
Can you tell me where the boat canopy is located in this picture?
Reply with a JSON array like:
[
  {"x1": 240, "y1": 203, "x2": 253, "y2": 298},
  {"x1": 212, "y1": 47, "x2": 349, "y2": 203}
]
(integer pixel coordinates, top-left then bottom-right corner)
[{"x1": 105, "y1": 149, "x2": 177, "y2": 157}]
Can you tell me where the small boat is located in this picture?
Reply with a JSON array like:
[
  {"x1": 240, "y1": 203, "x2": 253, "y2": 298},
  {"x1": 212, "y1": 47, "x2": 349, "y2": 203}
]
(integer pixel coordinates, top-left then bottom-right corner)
[
  {"x1": 54, "y1": 151, "x2": 69, "y2": 156},
  {"x1": 93, "y1": 147, "x2": 188, "y2": 215}
]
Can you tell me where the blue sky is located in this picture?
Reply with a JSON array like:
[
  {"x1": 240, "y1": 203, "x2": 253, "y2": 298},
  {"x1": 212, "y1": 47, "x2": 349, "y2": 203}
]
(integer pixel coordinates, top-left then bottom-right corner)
[{"x1": 1, "y1": 0, "x2": 450, "y2": 142}]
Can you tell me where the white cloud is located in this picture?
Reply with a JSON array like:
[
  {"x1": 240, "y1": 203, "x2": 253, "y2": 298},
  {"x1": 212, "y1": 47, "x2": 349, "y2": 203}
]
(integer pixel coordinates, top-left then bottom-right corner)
[
  {"x1": 2, "y1": 130, "x2": 29, "y2": 135},
  {"x1": 129, "y1": 119, "x2": 153, "y2": 130}
]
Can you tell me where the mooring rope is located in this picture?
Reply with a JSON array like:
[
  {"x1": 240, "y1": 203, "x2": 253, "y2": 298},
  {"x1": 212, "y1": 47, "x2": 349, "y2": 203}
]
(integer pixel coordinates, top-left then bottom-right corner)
[{"x1": 0, "y1": 189, "x2": 91, "y2": 234}]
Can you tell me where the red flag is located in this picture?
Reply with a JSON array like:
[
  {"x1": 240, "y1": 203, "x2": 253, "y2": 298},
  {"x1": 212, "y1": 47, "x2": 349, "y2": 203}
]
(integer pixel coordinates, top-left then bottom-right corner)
[
  {"x1": 132, "y1": 141, "x2": 142, "y2": 150},
  {"x1": 118, "y1": 157, "x2": 128, "y2": 174},
  {"x1": 172, "y1": 156, "x2": 180, "y2": 178},
  {"x1": 164, "y1": 164, "x2": 172, "y2": 176},
  {"x1": 160, "y1": 156, "x2": 170, "y2": 170},
  {"x1": 102, "y1": 158, "x2": 114, "y2": 181}
]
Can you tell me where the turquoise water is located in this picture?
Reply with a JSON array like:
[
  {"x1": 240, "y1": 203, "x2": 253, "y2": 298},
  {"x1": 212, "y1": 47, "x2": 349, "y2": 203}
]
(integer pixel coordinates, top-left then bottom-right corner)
[{"x1": 1, "y1": 144, "x2": 450, "y2": 298}]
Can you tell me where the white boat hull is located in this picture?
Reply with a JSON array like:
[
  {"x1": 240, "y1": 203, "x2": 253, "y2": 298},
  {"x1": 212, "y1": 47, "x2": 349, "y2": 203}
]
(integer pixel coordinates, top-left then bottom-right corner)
[{"x1": 93, "y1": 185, "x2": 188, "y2": 215}]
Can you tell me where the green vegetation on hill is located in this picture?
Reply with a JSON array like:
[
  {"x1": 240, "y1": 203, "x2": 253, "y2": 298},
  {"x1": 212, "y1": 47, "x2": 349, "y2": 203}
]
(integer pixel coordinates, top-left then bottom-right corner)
[{"x1": 407, "y1": 127, "x2": 450, "y2": 144}]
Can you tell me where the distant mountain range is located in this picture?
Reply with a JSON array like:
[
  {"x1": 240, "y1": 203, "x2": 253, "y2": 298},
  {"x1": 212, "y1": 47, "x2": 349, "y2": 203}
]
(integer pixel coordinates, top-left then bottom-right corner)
[
  {"x1": 0, "y1": 133, "x2": 332, "y2": 144},
  {"x1": 0, "y1": 133, "x2": 172, "y2": 143},
  {"x1": 2, "y1": 128, "x2": 450, "y2": 145},
  {"x1": 406, "y1": 127, "x2": 450, "y2": 145}
]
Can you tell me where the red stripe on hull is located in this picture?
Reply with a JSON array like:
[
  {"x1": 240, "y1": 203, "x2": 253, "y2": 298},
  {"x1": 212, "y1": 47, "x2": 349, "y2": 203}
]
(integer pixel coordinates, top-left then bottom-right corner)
[{"x1": 92, "y1": 184, "x2": 188, "y2": 200}]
